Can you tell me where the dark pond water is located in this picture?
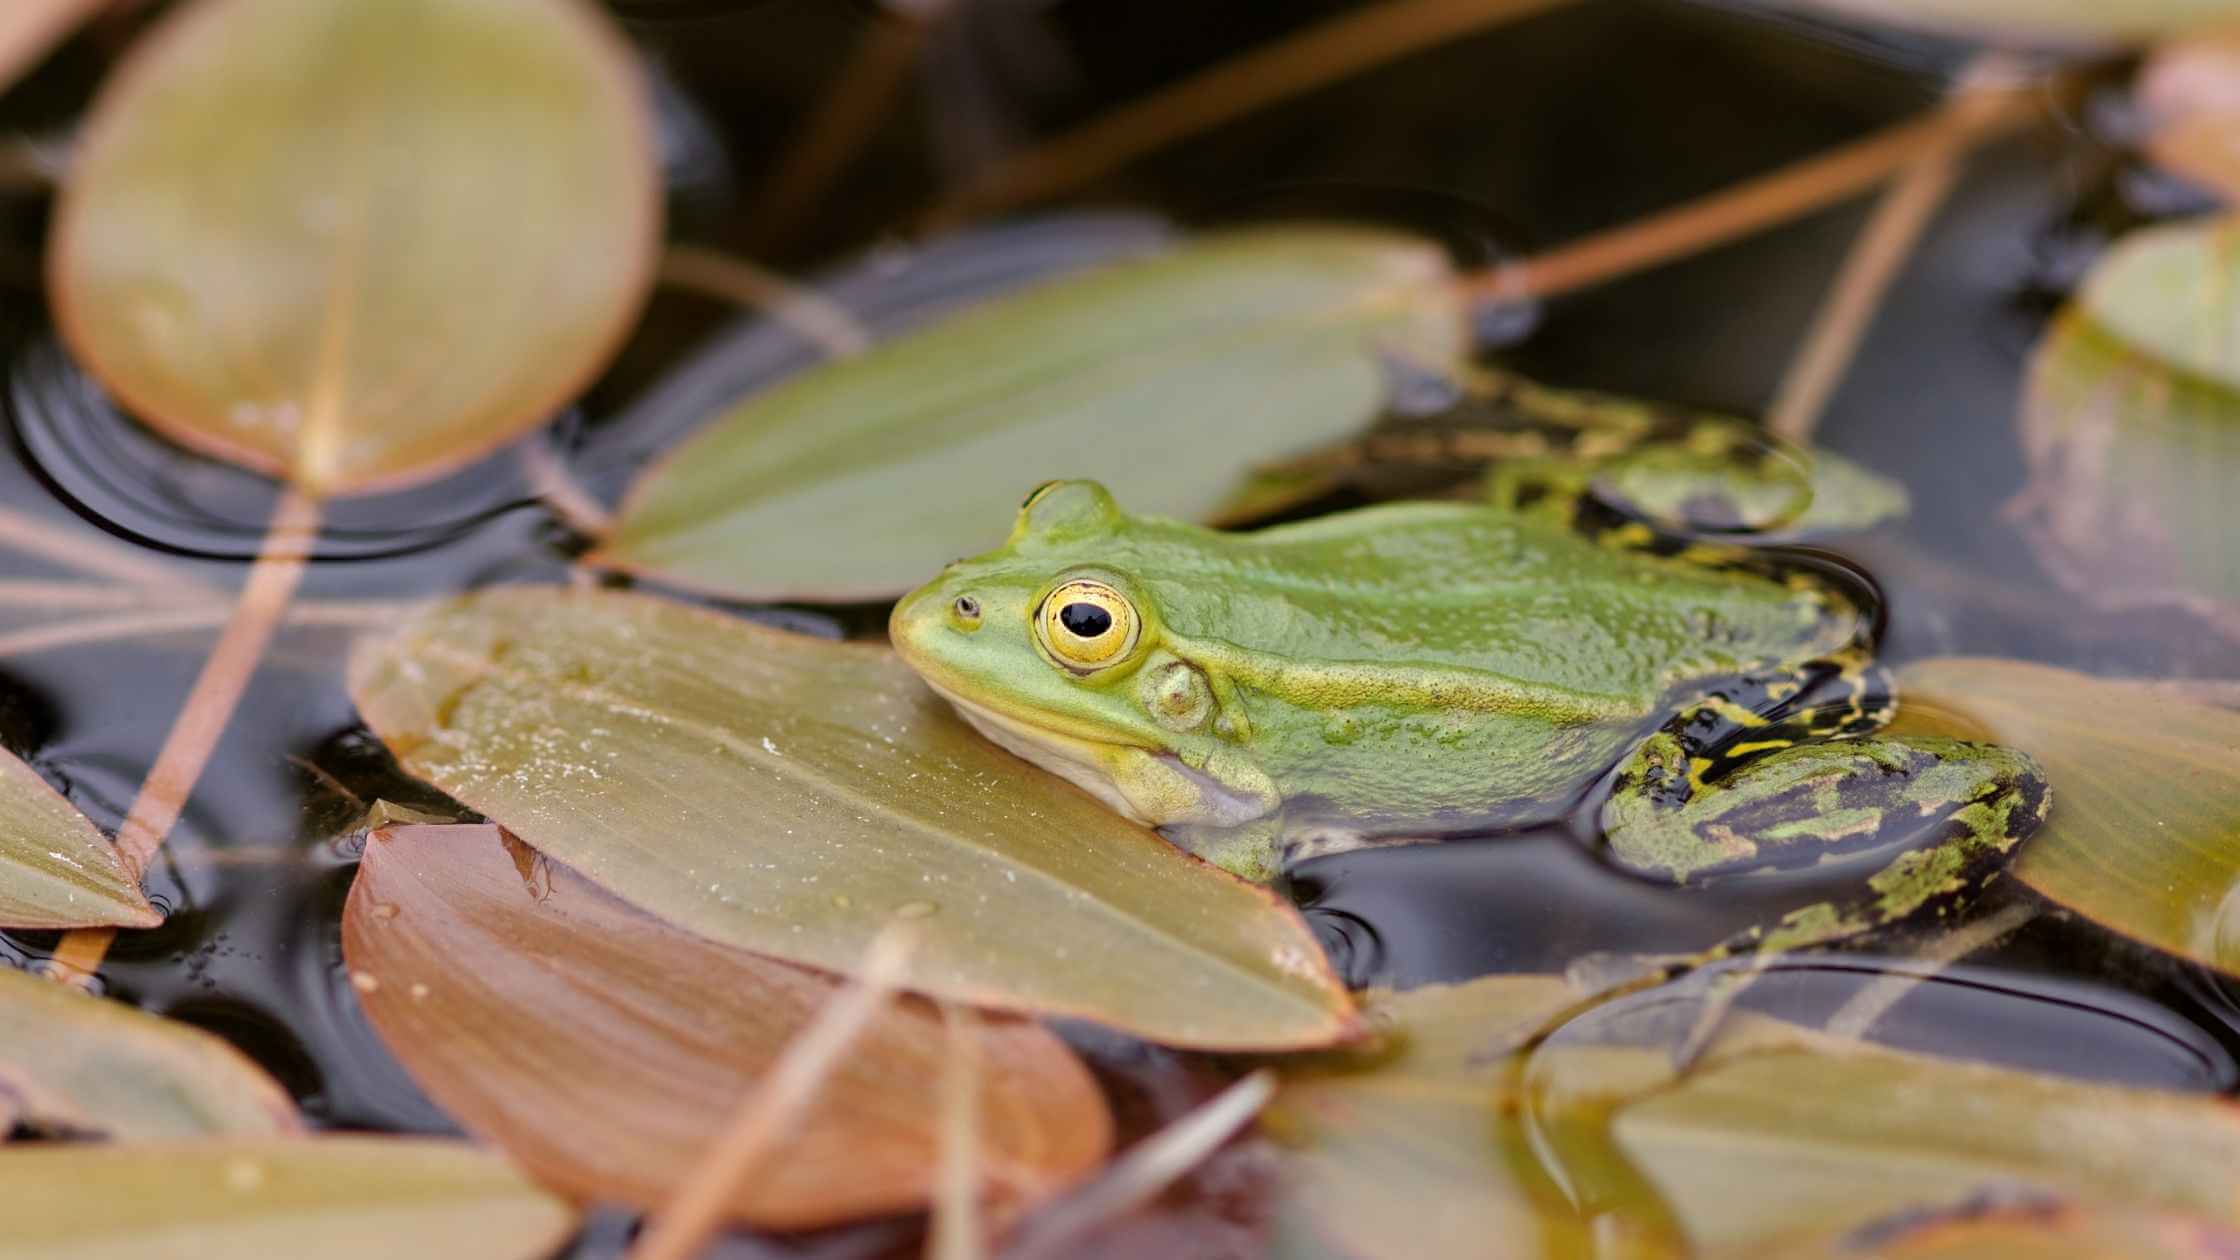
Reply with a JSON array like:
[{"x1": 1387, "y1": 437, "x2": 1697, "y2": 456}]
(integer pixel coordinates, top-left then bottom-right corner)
[{"x1": 4, "y1": 1, "x2": 2240, "y2": 1255}]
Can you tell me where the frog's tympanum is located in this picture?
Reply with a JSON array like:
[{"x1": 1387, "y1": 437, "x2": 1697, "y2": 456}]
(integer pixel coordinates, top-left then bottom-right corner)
[{"x1": 890, "y1": 447, "x2": 2048, "y2": 957}]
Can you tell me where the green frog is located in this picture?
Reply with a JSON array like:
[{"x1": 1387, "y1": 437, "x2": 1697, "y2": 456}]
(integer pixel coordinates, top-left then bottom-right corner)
[{"x1": 889, "y1": 446, "x2": 2048, "y2": 958}]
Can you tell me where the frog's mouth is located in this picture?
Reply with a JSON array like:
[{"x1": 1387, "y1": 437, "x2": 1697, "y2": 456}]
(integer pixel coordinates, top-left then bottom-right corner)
[{"x1": 919, "y1": 680, "x2": 1271, "y2": 830}]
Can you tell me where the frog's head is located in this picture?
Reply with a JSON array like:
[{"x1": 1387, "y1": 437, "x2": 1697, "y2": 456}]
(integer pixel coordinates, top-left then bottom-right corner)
[{"x1": 890, "y1": 480, "x2": 1278, "y2": 830}]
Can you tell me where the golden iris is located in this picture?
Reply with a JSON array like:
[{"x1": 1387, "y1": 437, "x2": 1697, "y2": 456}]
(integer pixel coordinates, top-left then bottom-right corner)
[{"x1": 1036, "y1": 578, "x2": 1138, "y2": 670}]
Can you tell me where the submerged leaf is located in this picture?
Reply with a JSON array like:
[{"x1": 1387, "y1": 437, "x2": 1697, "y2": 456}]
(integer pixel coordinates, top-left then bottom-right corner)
[
  {"x1": 1772, "y1": 0, "x2": 2240, "y2": 43},
  {"x1": 348, "y1": 586, "x2": 1355, "y2": 1050},
  {"x1": 2011, "y1": 216, "x2": 2240, "y2": 636},
  {"x1": 0, "y1": 965, "x2": 299, "y2": 1138},
  {"x1": 594, "y1": 226, "x2": 1466, "y2": 601},
  {"x1": 0, "y1": 747, "x2": 157, "y2": 929},
  {"x1": 49, "y1": 0, "x2": 659, "y2": 495},
  {"x1": 343, "y1": 821, "x2": 1110, "y2": 1228},
  {"x1": 1622, "y1": 1042, "x2": 2240, "y2": 1252},
  {"x1": 1268, "y1": 974, "x2": 2240, "y2": 1259},
  {"x1": 0, "y1": 1137, "x2": 575, "y2": 1260},
  {"x1": 1891, "y1": 658, "x2": 2240, "y2": 977},
  {"x1": 1265, "y1": 975, "x2": 1598, "y2": 1259}
]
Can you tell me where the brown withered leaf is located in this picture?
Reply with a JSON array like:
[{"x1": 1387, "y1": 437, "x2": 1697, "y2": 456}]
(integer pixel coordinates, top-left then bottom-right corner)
[{"x1": 342, "y1": 822, "x2": 1112, "y2": 1229}]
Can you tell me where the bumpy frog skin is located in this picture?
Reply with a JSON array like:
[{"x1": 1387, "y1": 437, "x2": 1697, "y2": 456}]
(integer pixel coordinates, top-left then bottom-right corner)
[{"x1": 891, "y1": 474, "x2": 2047, "y2": 955}]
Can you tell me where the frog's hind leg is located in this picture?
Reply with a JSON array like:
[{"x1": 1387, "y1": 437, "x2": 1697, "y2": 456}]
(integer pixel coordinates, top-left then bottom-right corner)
[
  {"x1": 1606, "y1": 733, "x2": 2047, "y2": 949},
  {"x1": 1594, "y1": 730, "x2": 2047, "y2": 1065}
]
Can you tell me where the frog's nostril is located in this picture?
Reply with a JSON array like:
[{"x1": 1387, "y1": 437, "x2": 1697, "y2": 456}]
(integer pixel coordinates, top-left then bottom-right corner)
[{"x1": 950, "y1": 594, "x2": 982, "y2": 629}]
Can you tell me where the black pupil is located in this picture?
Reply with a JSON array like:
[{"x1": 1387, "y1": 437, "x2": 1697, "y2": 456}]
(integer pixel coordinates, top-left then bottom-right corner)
[{"x1": 1058, "y1": 602, "x2": 1112, "y2": 638}]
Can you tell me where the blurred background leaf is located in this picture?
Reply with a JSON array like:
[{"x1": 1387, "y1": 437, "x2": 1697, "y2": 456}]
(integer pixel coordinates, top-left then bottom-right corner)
[
  {"x1": 2011, "y1": 216, "x2": 2240, "y2": 638},
  {"x1": 0, "y1": 964, "x2": 299, "y2": 1138},
  {"x1": 48, "y1": 0, "x2": 660, "y2": 496},
  {"x1": 0, "y1": 1137, "x2": 575, "y2": 1260},
  {"x1": 594, "y1": 227, "x2": 1465, "y2": 600}
]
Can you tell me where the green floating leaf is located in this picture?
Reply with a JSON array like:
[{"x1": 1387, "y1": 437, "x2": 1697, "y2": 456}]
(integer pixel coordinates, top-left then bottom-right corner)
[
  {"x1": 1891, "y1": 658, "x2": 2240, "y2": 978},
  {"x1": 0, "y1": 1137, "x2": 575, "y2": 1260},
  {"x1": 1773, "y1": 0, "x2": 2240, "y2": 43},
  {"x1": 2012, "y1": 216, "x2": 2240, "y2": 637},
  {"x1": 594, "y1": 226, "x2": 1466, "y2": 601},
  {"x1": 0, "y1": 965, "x2": 299, "y2": 1138},
  {"x1": 1268, "y1": 975, "x2": 2240, "y2": 1259},
  {"x1": 344, "y1": 821, "x2": 1110, "y2": 1228},
  {"x1": 0, "y1": 747, "x2": 157, "y2": 929},
  {"x1": 348, "y1": 586, "x2": 1355, "y2": 1051},
  {"x1": 50, "y1": 0, "x2": 659, "y2": 495}
]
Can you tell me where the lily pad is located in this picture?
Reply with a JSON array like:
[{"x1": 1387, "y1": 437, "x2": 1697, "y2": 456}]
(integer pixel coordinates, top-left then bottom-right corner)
[
  {"x1": 1267, "y1": 974, "x2": 2240, "y2": 1259},
  {"x1": 0, "y1": 964, "x2": 299, "y2": 1138},
  {"x1": 2011, "y1": 216, "x2": 2240, "y2": 637},
  {"x1": 348, "y1": 585, "x2": 1355, "y2": 1050},
  {"x1": 48, "y1": 0, "x2": 659, "y2": 496},
  {"x1": 0, "y1": 746, "x2": 158, "y2": 929},
  {"x1": 343, "y1": 821, "x2": 1110, "y2": 1229},
  {"x1": 593, "y1": 226, "x2": 1466, "y2": 601},
  {"x1": 0, "y1": 1137, "x2": 575, "y2": 1260},
  {"x1": 1891, "y1": 658, "x2": 2240, "y2": 978}
]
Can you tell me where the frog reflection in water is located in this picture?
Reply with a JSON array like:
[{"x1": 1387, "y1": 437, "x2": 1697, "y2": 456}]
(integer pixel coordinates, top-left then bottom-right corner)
[{"x1": 889, "y1": 445, "x2": 2049, "y2": 960}]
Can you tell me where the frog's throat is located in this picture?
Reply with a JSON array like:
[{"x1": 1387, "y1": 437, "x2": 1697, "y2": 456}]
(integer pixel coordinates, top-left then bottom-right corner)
[{"x1": 922, "y1": 681, "x2": 1276, "y2": 829}]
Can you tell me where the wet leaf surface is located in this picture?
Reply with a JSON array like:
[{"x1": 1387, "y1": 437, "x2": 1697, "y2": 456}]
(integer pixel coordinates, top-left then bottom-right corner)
[
  {"x1": 0, "y1": 1136, "x2": 575, "y2": 1260},
  {"x1": 0, "y1": 964, "x2": 299, "y2": 1138},
  {"x1": 2011, "y1": 215, "x2": 2240, "y2": 636},
  {"x1": 1266, "y1": 974, "x2": 2240, "y2": 1258},
  {"x1": 0, "y1": 746, "x2": 158, "y2": 928},
  {"x1": 348, "y1": 586, "x2": 1356, "y2": 1050},
  {"x1": 49, "y1": 0, "x2": 659, "y2": 495},
  {"x1": 1891, "y1": 658, "x2": 2240, "y2": 978},
  {"x1": 342, "y1": 821, "x2": 1111, "y2": 1228},
  {"x1": 593, "y1": 227, "x2": 1465, "y2": 600}
]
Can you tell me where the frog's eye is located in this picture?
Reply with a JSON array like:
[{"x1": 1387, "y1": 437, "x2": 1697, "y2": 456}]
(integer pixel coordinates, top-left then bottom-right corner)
[{"x1": 1036, "y1": 578, "x2": 1139, "y2": 672}]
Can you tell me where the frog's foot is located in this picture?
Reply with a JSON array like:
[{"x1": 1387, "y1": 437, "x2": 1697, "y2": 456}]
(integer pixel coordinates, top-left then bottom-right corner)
[{"x1": 1602, "y1": 732, "x2": 2050, "y2": 955}]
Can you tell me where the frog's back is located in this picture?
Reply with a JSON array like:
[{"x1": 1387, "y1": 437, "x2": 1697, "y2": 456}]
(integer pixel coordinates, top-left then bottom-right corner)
[{"x1": 1103, "y1": 502, "x2": 1861, "y2": 704}]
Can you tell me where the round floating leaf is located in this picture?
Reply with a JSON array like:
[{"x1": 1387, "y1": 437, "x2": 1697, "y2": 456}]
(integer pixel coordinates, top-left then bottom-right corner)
[
  {"x1": 1773, "y1": 0, "x2": 2240, "y2": 43},
  {"x1": 0, "y1": 1137, "x2": 575, "y2": 1260},
  {"x1": 1891, "y1": 658, "x2": 2240, "y2": 978},
  {"x1": 348, "y1": 586, "x2": 1355, "y2": 1051},
  {"x1": 0, "y1": 747, "x2": 157, "y2": 929},
  {"x1": 0, "y1": 965, "x2": 299, "y2": 1138},
  {"x1": 343, "y1": 821, "x2": 1110, "y2": 1229},
  {"x1": 49, "y1": 0, "x2": 659, "y2": 496},
  {"x1": 594, "y1": 226, "x2": 1466, "y2": 601},
  {"x1": 2012, "y1": 217, "x2": 2240, "y2": 637}
]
